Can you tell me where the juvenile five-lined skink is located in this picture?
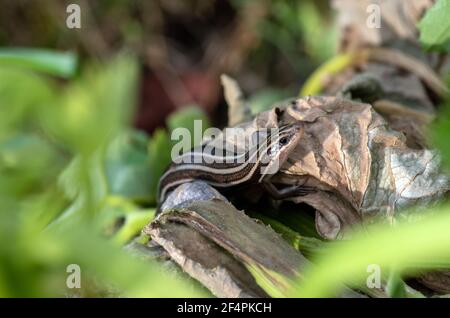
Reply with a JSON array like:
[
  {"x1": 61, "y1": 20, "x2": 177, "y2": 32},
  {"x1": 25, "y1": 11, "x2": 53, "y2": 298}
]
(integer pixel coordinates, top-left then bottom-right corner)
[{"x1": 156, "y1": 123, "x2": 312, "y2": 214}]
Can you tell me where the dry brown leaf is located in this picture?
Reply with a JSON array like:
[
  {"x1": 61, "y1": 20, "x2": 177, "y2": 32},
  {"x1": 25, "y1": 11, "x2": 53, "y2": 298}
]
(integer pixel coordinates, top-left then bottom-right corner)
[
  {"x1": 417, "y1": 270, "x2": 450, "y2": 294},
  {"x1": 221, "y1": 74, "x2": 252, "y2": 126},
  {"x1": 258, "y1": 96, "x2": 450, "y2": 239},
  {"x1": 332, "y1": 0, "x2": 434, "y2": 51}
]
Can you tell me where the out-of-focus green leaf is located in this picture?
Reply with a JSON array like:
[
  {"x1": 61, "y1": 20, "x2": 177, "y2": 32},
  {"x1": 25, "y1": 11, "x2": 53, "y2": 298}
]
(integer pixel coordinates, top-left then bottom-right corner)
[
  {"x1": 167, "y1": 105, "x2": 210, "y2": 148},
  {"x1": 0, "y1": 68, "x2": 56, "y2": 138},
  {"x1": 246, "y1": 263, "x2": 293, "y2": 298},
  {"x1": 290, "y1": 205, "x2": 450, "y2": 297},
  {"x1": 54, "y1": 152, "x2": 109, "y2": 226},
  {"x1": 0, "y1": 48, "x2": 77, "y2": 78},
  {"x1": 259, "y1": 0, "x2": 336, "y2": 68},
  {"x1": 148, "y1": 128, "x2": 172, "y2": 204},
  {"x1": 41, "y1": 54, "x2": 138, "y2": 155},
  {"x1": 0, "y1": 134, "x2": 65, "y2": 198},
  {"x1": 59, "y1": 226, "x2": 207, "y2": 297},
  {"x1": 0, "y1": 51, "x2": 207, "y2": 297},
  {"x1": 250, "y1": 212, "x2": 323, "y2": 258},
  {"x1": 249, "y1": 89, "x2": 291, "y2": 114},
  {"x1": 113, "y1": 209, "x2": 155, "y2": 245},
  {"x1": 105, "y1": 131, "x2": 153, "y2": 203},
  {"x1": 60, "y1": 154, "x2": 108, "y2": 205},
  {"x1": 273, "y1": 205, "x2": 320, "y2": 239},
  {"x1": 386, "y1": 270, "x2": 407, "y2": 298},
  {"x1": 0, "y1": 210, "x2": 206, "y2": 297},
  {"x1": 300, "y1": 53, "x2": 356, "y2": 96},
  {"x1": 20, "y1": 187, "x2": 69, "y2": 232},
  {"x1": 430, "y1": 79, "x2": 450, "y2": 169},
  {"x1": 418, "y1": 0, "x2": 450, "y2": 53},
  {"x1": 297, "y1": 1, "x2": 337, "y2": 62}
]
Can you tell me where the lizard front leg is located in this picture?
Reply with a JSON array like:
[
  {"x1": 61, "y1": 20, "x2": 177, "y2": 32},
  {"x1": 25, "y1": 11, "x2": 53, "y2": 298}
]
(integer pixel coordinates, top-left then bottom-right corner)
[{"x1": 262, "y1": 181, "x2": 315, "y2": 200}]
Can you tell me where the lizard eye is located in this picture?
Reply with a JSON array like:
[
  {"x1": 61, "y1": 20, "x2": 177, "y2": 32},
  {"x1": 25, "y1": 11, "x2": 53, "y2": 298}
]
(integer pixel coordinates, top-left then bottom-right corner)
[{"x1": 279, "y1": 137, "x2": 288, "y2": 146}]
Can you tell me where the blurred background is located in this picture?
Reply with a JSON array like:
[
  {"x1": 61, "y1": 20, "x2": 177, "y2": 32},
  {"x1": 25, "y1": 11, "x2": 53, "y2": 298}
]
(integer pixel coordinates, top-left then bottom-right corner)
[{"x1": 0, "y1": 0, "x2": 337, "y2": 131}]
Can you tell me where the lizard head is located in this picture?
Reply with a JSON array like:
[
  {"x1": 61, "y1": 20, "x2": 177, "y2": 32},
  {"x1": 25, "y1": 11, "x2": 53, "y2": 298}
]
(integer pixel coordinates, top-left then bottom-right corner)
[{"x1": 259, "y1": 123, "x2": 303, "y2": 177}]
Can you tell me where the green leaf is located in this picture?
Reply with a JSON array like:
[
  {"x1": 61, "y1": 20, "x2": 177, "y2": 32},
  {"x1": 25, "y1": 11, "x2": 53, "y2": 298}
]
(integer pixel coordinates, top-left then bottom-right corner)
[
  {"x1": 105, "y1": 131, "x2": 153, "y2": 203},
  {"x1": 386, "y1": 270, "x2": 407, "y2": 298},
  {"x1": 0, "y1": 134, "x2": 65, "y2": 198},
  {"x1": 0, "y1": 48, "x2": 77, "y2": 78},
  {"x1": 290, "y1": 205, "x2": 450, "y2": 297},
  {"x1": 250, "y1": 212, "x2": 323, "y2": 258},
  {"x1": 0, "y1": 51, "x2": 206, "y2": 297},
  {"x1": 248, "y1": 89, "x2": 291, "y2": 115},
  {"x1": 113, "y1": 209, "x2": 155, "y2": 245},
  {"x1": 41, "y1": 54, "x2": 138, "y2": 154},
  {"x1": 272, "y1": 205, "x2": 320, "y2": 239},
  {"x1": 147, "y1": 106, "x2": 211, "y2": 205},
  {"x1": 430, "y1": 82, "x2": 450, "y2": 169},
  {"x1": 300, "y1": 53, "x2": 356, "y2": 96},
  {"x1": 0, "y1": 68, "x2": 56, "y2": 138},
  {"x1": 246, "y1": 263, "x2": 293, "y2": 298},
  {"x1": 0, "y1": 211, "x2": 206, "y2": 297},
  {"x1": 297, "y1": 1, "x2": 337, "y2": 62},
  {"x1": 166, "y1": 105, "x2": 210, "y2": 148},
  {"x1": 148, "y1": 129, "x2": 172, "y2": 204},
  {"x1": 418, "y1": 0, "x2": 450, "y2": 52}
]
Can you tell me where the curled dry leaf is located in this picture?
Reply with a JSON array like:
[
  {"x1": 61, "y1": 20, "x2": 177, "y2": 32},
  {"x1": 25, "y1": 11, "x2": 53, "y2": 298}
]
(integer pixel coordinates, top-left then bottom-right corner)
[
  {"x1": 221, "y1": 74, "x2": 252, "y2": 126},
  {"x1": 326, "y1": 0, "x2": 445, "y2": 150},
  {"x1": 262, "y1": 96, "x2": 450, "y2": 239},
  {"x1": 326, "y1": 60, "x2": 439, "y2": 149}
]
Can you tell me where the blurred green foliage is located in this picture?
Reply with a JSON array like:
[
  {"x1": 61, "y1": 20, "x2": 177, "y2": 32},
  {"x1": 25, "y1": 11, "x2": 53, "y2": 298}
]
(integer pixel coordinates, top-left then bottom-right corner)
[
  {"x1": 167, "y1": 105, "x2": 211, "y2": 150},
  {"x1": 248, "y1": 89, "x2": 291, "y2": 114},
  {"x1": 0, "y1": 48, "x2": 77, "y2": 78},
  {"x1": 290, "y1": 206, "x2": 450, "y2": 297},
  {"x1": 418, "y1": 0, "x2": 450, "y2": 53},
  {"x1": 105, "y1": 131, "x2": 154, "y2": 203},
  {"x1": 0, "y1": 49, "x2": 208, "y2": 297},
  {"x1": 257, "y1": 0, "x2": 336, "y2": 70},
  {"x1": 430, "y1": 94, "x2": 450, "y2": 169}
]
